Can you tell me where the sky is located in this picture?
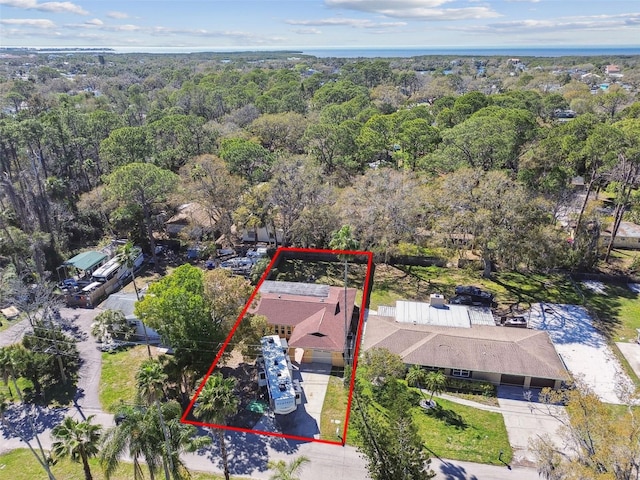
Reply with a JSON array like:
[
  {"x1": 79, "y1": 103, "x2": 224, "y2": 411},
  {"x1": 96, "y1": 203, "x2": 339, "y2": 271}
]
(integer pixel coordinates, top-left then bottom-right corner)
[{"x1": 1, "y1": 0, "x2": 640, "y2": 52}]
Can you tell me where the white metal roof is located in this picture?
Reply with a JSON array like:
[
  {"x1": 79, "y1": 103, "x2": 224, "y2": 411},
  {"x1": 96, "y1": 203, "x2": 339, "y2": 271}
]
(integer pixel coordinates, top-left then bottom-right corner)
[{"x1": 396, "y1": 301, "x2": 471, "y2": 328}]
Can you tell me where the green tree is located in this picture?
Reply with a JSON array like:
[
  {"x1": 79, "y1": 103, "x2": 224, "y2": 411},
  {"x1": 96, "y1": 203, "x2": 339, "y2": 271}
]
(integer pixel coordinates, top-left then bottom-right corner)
[
  {"x1": 136, "y1": 359, "x2": 173, "y2": 480},
  {"x1": 100, "y1": 404, "x2": 162, "y2": 480},
  {"x1": 405, "y1": 365, "x2": 428, "y2": 396},
  {"x1": 424, "y1": 371, "x2": 447, "y2": 402},
  {"x1": 532, "y1": 381, "x2": 640, "y2": 480},
  {"x1": 361, "y1": 347, "x2": 406, "y2": 386},
  {"x1": 134, "y1": 264, "x2": 217, "y2": 388},
  {"x1": 90, "y1": 309, "x2": 135, "y2": 344},
  {"x1": 99, "y1": 126, "x2": 151, "y2": 171},
  {"x1": 351, "y1": 383, "x2": 435, "y2": 480},
  {"x1": 193, "y1": 373, "x2": 239, "y2": 480},
  {"x1": 115, "y1": 241, "x2": 151, "y2": 355},
  {"x1": 104, "y1": 162, "x2": 178, "y2": 270},
  {"x1": 0, "y1": 349, "x2": 56, "y2": 480},
  {"x1": 51, "y1": 416, "x2": 101, "y2": 480},
  {"x1": 430, "y1": 168, "x2": 553, "y2": 276},
  {"x1": 267, "y1": 456, "x2": 311, "y2": 480},
  {"x1": 180, "y1": 154, "x2": 246, "y2": 244},
  {"x1": 218, "y1": 137, "x2": 273, "y2": 184},
  {"x1": 330, "y1": 225, "x2": 360, "y2": 364}
]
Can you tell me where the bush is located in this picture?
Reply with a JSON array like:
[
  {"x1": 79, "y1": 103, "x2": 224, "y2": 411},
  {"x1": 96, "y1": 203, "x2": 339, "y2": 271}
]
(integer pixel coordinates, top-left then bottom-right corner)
[{"x1": 445, "y1": 378, "x2": 496, "y2": 397}]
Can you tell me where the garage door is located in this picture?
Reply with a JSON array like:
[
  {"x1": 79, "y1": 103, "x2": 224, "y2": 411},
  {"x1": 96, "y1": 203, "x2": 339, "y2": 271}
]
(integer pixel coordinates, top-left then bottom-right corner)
[
  {"x1": 311, "y1": 349, "x2": 333, "y2": 364},
  {"x1": 530, "y1": 377, "x2": 556, "y2": 388},
  {"x1": 501, "y1": 374, "x2": 525, "y2": 386}
]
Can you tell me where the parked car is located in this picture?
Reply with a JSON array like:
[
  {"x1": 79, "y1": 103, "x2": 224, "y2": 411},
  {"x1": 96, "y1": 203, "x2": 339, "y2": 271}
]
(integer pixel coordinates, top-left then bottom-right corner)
[
  {"x1": 503, "y1": 316, "x2": 527, "y2": 328},
  {"x1": 450, "y1": 295, "x2": 473, "y2": 305},
  {"x1": 454, "y1": 285, "x2": 494, "y2": 306}
]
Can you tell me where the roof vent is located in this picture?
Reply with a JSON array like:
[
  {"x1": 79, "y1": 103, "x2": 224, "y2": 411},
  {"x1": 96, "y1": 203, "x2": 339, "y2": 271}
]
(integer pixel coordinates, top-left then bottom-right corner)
[{"x1": 430, "y1": 293, "x2": 446, "y2": 308}]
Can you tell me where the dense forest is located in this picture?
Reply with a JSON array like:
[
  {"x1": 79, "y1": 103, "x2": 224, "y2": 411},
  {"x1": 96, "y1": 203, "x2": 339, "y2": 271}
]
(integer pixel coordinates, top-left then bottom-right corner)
[{"x1": 1, "y1": 49, "x2": 640, "y2": 286}]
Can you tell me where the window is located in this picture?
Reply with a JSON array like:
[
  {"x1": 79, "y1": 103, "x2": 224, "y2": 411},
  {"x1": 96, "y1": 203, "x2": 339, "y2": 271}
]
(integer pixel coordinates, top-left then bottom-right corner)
[
  {"x1": 286, "y1": 326, "x2": 292, "y2": 336},
  {"x1": 451, "y1": 369, "x2": 471, "y2": 378},
  {"x1": 280, "y1": 325, "x2": 286, "y2": 335}
]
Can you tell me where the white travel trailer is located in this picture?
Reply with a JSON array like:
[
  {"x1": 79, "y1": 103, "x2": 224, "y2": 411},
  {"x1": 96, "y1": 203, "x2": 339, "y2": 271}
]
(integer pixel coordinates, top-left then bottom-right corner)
[{"x1": 257, "y1": 335, "x2": 301, "y2": 415}]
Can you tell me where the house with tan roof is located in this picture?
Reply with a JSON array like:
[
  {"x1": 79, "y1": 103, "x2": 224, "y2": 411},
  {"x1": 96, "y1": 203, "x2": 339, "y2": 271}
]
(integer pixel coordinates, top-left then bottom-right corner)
[
  {"x1": 251, "y1": 280, "x2": 358, "y2": 367},
  {"x1": 365, "y1": 297, "x2": 569, "y2": 389}
]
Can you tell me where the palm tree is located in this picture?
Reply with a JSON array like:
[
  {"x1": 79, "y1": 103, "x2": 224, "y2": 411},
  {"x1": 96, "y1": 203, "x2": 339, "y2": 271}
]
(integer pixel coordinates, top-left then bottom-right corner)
[
  {"x1": 136, "y1": 359, "x2": 167, "y2": 405},
  {"x1": 193, "y1": 373, "x2": 239, "y2": 480},
  {"x1": 51, "y1": 415, "x2": 101, "y2": 480},
  {"x1": 329, "y1": 225, "x2": 359, "y2": 366},
  {"x1": 405, "y1": 365, "x2": 428, "y2": 398},
  {"x1": 100, "y1": 405, "x2": 161, "y2": 480},
  {"x1": 424, "y1": 371, "x2": 447, "y2": 403},
  {"x1": 267, "y1": 456, "x2": 310, "y2": 480},
  {"x1": 0, "y1": 345, "x2": 56, "y2": 480},
  {"x1": 161, "y1": 401, "x2": 211, "y2": 479},
  {"x1": 136, "y1": 359, "x2": 172, "y2": 480},
  {"x1": 117, "y1": 241, "x2": 152, "y2": 357}
]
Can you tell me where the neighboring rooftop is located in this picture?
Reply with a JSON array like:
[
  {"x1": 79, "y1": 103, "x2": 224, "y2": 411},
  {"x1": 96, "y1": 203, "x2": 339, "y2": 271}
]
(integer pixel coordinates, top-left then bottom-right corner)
[
  {"x1": 385, "y1": 299, "x2": 495, "y2": 328},
  {"x1": 63, "y1": 250, "x2": 108, "y2": 271},
  {"x1": 363, "y1": 314, "x2": 568, "y2": 381}
]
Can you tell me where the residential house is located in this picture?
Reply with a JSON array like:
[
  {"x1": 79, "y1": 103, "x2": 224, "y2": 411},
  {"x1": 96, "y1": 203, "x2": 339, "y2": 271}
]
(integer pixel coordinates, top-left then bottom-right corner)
[
  {"x1": 100, "y1": 292, "x2": 162, "y2": 344},
  {"x1": 601, "y1": 221, "x2": 640, "y2": 249},
  {"x1": 250, "y1": 280, "x2": 358, "y2": 367},
  {"x1": 605, "y1": 64, "x2": 621, "y2": 75},
  {"x1": 364, "y1": 295, "x2": 568, "y2": 389},
  {"x1": 165, "y1": 202, "x2": 217, "y2": 239}
]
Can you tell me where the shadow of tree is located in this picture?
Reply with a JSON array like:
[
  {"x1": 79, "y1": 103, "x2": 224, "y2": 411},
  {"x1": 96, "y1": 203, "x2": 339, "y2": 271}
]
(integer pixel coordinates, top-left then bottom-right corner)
[
  {"x1": 0, "y1": 403, "x2": 67, "y2": 441},
  {"x1": 582, "y1": 283, "x2": 633, "y2": 339},
  {"x1": 439, "y1": 461, "x2": 479, "y2": 480},
  {"x1": 426, "y1": 404, "x2": 468, "y2": 430}
]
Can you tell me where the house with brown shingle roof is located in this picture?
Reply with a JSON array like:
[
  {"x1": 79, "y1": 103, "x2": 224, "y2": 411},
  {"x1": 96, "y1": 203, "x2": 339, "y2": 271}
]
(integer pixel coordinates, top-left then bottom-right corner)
[
  {"x1": 364, "y1": 301, "x2": 569, "y2": 389},
  {"x1": 251, "y1": 280, "x2": 358, "y2": 367}
]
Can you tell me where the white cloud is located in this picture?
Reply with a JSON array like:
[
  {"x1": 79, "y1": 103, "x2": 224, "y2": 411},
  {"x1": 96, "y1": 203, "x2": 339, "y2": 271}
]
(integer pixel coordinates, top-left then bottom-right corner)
[
  {"x1": 483, "y1": 12, "x2": 640, "y2": 32},
  {"x1": 39, "y1": 2, "x2": 87, "y2": 14},
  {"x1": 292, "y1": 27, "x2": 322, "y2": 35},
  {"x1": 0, "y1": 0, "x2": 38, "y2": 7},
  {"x1": 85, "y1": 18, "x2": 103, "y2": 26},
  {"x1": 324, "y1": 0, "x2": 499, "y2": 20},
  {"x1": 326, "y1": 0, "x2": 452, "y2": 9},
  {"x1": 287, "y1": 17, "x2": 405, "y2": 28},
  {"x1": 107, "y1": 11, "x2": 129, "y2": 19},
  {"x1": 0, "y1": 0, "x2": 87, "y2": 14},
  {"x1": 0, "y1": 17, "x2": 56, "y2": 28}
]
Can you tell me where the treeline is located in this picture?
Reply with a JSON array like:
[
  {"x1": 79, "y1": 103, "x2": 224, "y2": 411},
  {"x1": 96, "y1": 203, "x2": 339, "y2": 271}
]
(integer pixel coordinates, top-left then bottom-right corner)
[{"x1": 0, "y1": 53, "x2": 639, "y2": 283}]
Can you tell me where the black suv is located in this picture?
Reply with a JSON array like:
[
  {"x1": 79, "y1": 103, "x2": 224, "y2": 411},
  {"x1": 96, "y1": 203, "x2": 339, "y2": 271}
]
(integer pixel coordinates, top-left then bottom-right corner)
[{"x1": 454, "y1": 285, "x2": 494, "y2": 306}]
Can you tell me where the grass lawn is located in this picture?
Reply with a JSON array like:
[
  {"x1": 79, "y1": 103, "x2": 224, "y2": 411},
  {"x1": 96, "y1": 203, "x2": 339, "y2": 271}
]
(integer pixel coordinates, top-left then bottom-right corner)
[
  {"x1": 319, "y1": 369, "x2": 349, "y2": 442},
  {"x1": 411, "y1": 396, "x2": 511, "y2": 465},
  {"x1": 99, "y1": 345, "x2": 162, "y2": 412},
  {"x1": 0, "y1": 449, "x2": 248, "y2": 480},
  {"x1": 368, "y1": 264, "x2": 583, "y2": 312},
  {"x1": 581, "y1": 283, "x2": 640, "y2": 342},
  {"x1": 346, "y1": 380, "x2": 511, "y2": 465}
]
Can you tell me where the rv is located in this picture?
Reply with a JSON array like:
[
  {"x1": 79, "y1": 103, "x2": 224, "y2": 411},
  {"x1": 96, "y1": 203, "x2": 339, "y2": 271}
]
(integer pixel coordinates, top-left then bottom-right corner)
[
  {"x1": 91, "y1": 247, "x2": 143, "y2": 284},
  {"x1": 257, "y1": 335, "x2": 301, "y2": 415}
]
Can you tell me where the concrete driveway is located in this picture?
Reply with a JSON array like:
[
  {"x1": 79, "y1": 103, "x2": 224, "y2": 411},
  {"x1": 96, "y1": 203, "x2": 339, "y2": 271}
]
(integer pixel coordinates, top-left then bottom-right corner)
[
  {"x1": 528, "y1": 303, "x2": 634, "y2": 404},
  {"x1": 497, "y1": 386, "x2": 567, "y2": 467},
  {"x1": 253, "y1": 361, "x2": 332, "y2": 440}
]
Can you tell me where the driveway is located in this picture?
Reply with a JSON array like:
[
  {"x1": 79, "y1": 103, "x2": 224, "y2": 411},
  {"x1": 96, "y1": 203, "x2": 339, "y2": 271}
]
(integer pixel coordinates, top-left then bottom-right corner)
[
  {"x1": 252, "y1": 361, "x2": 332, "y2": 440},
  {"x1": 527, "y1": 303, "x2": 634, "y2": 404},
  {"x1": 497, "y1": 386, "x2": 567, "y2": 467}
]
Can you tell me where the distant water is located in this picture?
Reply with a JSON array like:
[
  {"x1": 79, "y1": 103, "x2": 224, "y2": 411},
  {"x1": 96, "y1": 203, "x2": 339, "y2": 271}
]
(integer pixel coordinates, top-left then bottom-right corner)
[{"x1": 301, "y1": 46, "x2": 640, "y2": 58}]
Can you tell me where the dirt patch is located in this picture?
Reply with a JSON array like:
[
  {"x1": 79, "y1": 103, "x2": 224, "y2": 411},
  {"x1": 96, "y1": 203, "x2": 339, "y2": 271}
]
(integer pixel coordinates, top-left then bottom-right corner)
[{"x1": 218, "y1": 349, "x2": 267, "y2": 429}]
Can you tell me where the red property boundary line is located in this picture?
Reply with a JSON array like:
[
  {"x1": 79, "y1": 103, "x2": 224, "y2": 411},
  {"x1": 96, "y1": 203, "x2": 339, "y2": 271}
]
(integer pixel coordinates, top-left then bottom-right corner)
[{"x1": 181, "y1": 246, "x2": 374, "y2": 446}]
